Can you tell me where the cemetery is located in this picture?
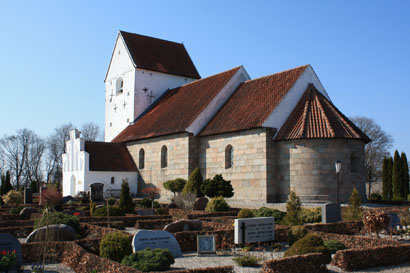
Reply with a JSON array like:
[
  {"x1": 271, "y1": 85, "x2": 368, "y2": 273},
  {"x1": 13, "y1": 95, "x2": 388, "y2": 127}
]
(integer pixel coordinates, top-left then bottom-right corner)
[{"x1": 1, "y1": 180, "x2": 410, "y2": 272}]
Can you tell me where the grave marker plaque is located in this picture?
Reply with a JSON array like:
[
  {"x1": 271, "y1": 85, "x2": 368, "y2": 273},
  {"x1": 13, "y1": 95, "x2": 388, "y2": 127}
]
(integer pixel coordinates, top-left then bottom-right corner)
[
  {"x1": 234, "y1": 217, "x2": 274, "y2": 244},
  {"x1": 321, "y1": 203, "x2": 341, "y2": 223},
  {"x1": 132, "y1": 230, "x2": 182, "y2": 257}
]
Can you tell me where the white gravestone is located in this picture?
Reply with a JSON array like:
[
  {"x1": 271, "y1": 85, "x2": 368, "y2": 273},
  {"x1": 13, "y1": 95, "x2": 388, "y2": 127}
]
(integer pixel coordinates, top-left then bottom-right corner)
[
  {"x1": 132, "y1": 229, "x2": 182, "y2": 258},
  {"x1": 234, "y1": 217, "x2": 275, "y2": 244}
]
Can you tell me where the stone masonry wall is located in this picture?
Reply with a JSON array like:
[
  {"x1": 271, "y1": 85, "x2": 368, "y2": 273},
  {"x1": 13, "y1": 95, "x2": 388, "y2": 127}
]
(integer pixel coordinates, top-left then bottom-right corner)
[
  {"x1": 275, "y1": 139, "x2": 366, "y2": 203},
  {"x1": 126, "y1": 133, "x2": 193, "y2": 201},
  {"x1": 199, "y1": 128, "x2": 272, "y2": 207}
]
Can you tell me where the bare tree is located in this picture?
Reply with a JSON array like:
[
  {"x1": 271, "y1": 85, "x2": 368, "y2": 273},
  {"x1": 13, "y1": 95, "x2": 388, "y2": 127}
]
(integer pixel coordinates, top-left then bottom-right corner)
[
  {"x1": 351, "y1": 116, "x2": 394, "y2": 197},
  {"x1": 23, "y1": 134, "x2": 45, "y2": 185},
  {"x1": 0, "y1": 129, "x2": 35, "y2": 190},
  {"x1": 80, "y1": 122, "x2": 101, "y2": 141},
  {"x1": 45, "y1": 123, "x2": 73, "y2": 184}
]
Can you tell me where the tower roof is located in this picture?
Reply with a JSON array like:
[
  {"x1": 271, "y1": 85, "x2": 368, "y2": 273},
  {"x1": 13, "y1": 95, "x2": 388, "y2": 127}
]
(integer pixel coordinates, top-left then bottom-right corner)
[
  {"x1": 275, "y1": 84, "x2": 371, "y2": 142},
  {"x1": 120, "y1": 31, "x2": 200, "y2": 79}
]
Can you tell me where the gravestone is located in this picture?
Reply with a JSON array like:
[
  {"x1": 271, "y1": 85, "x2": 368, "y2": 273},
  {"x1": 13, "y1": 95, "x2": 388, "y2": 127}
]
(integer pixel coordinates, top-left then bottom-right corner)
[
  {"x1": 164, "y1": 219, "x2": 202, "y2": 233},
  {"x1": 62, "y1": 195, "x2": 76, "y2": 204},
  {"x1": 0, "y1": 233, "x2": 23, "y2": 272},
  {"x1": 19, "y1": 207, "x2": 38, "y2": 220},
  {"x1": 90, "y1": 183, "x2": 104, "y2": 202},
  {"x1": 137, "y1": 209, "x2": 155, "y2": 216},
  {"x1": 39, "y1": 186, "x2": 47, "y2": 205},
  {"x1": 388, "y1": 212, "x2": 401, "y2": 230},
  {"x1": 26, "y1": 224, "x2": 76, "y2": 242},
  {"x1": 321, "y1": 203, "x2": 341, "y2": 223},
  {"x1": 193, "y1": 197, "x2": 209, "y2": 211},
  {"x1": 234, "y1": 217, "x2": 275, "y2": 244},
  {"x1": 24, "y1": 187, "x2": 33, "y2": 204},
  {"x1": 132, "y1": 230, "x2": 182, "y2": 258}
]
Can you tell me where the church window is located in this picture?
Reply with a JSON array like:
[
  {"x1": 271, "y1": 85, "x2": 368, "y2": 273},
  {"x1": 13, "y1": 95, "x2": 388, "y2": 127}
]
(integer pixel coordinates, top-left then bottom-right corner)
[
  {"x1": 111, "y1": 177, "x2": 115, "y2": 184},
  {"x1": 139, "y1": 148, "x2": 145, "y2": 169},
  {"x1": 350, "y1": 152, "x2": 359, "y2": 173},
  {"x1": 161, "y1": 145, "x2": 168, "y2": 168},
  {"x1": 116, "y1": 77, "x2": 124, "y2": 95},
  {"x1": 225, "y1": 145, "x2": 233, "y2": 169}
]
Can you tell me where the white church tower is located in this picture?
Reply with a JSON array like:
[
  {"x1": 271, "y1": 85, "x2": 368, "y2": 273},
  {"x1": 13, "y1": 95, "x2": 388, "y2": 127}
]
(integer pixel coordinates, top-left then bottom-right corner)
[{"x1": 104, "y1": 31, "x2": 201, "y2": 141}]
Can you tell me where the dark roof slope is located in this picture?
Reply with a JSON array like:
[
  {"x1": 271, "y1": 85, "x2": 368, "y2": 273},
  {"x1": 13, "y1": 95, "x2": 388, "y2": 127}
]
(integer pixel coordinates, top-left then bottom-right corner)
[
  {"x1": 84, "y1": 141, "x2": 137, "y2": 172},
  {"x1": 275, "y1": 84, "x2": 371, "y2": 142},
  {"x1": 120, "y1": 31, "x2": 200, "y2": 79},
  {"x1": 199, "y1": 65, "x2": 308, "y2": 136},
  {"x1": 112, "y1": 66, "x2": 242, "y2": 143}
]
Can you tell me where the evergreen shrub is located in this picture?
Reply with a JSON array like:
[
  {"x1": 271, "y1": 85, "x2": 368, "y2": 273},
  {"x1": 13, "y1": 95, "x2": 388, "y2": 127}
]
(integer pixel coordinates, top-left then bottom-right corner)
[
  {"x1": 34, "y1": 211, "x2": 80, "y2": 232},
  {"x1": 324, "y1": 240, "x2": 346, "y2": 254},
  {"x1": 343, "y1": 187, "x2": 363, "y2": 221},
  {"x1": 283, "y1": 234, "x2": 331, "y2": 263},
  {"x1": 93, "y1": 206, "x2": 125, "y2": 216},
  {"x1": 182, "y1": 168, "x2": 204, "y2": 197},
  {"x1": 281, "y1": 191, "x2": 302, "y2": 226},
  {"x1": 100, "y1": 231, "x2": 132, "y2": 263},
  {"x1": 9, "y1": 205, "x2": 25, "y2": 215},
  {"x1": 119, "y1": 180, "x2": 134, "y2": 213},
  {"x1": 233, "y1": 255, "x2": 260, "y2": 267},
  {"x1": 299, "y1": 207, "x2": 322, "y2": 224},
  {"x1": 2, "y1": 190, "x2": 22, "y2": 206},
  {"x1": 163, "y1": 179, "x2": 186, "y2": 199},
  {"x1": 254, "y1": 207, "x2": 286, "y2": 223},
  {"x1": 121, "y1": 247, "x2": 174, "y2": 272},
  {"x1": 287, "y1": 226, "x2": 308, "y2": 246},
  {"x1": 138, "y1": 198, "x2": 160, "y2": 209},
  {"x1": 107, "y1": 197, "x2": 116, "y2": 206},
  {"x1": 200, "y1": 174, "x2": 234, "y2": 198},
  {"x1": 238, "y1": 208, "x2": 254, "y2": 218},
  {"x1": 205, "y1": 196, "x2": 230, "y2": 212}
]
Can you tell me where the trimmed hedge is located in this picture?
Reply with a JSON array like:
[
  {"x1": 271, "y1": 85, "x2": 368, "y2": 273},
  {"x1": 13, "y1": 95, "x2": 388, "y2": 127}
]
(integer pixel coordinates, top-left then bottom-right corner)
[
  {"x1": 305, "y1": 221, "x2": 363, "y2": 235},
  {"x1": 332, "y1": 244, "x2": 410, "y2": 271},
  {"x1": 134, "y1": 219, "x2": 172, "y2": 230},
  {"x1": 261, "y1": 253, "x2": 328, "y2": 273}
]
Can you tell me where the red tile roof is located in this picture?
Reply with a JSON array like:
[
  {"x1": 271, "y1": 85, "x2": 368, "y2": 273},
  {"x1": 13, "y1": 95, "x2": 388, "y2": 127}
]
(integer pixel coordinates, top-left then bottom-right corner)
[
  {"x1": 84, "y1": 141, "x2": 137, "y2": 172},
  {"x1": 120, "y1": 31, "x2": 200, "y2": 79},
  {"x1": 275, "y1": 84, "x2": 371, "y2": 142},
  {"x1": 199, "y1": 65, "x2": 308, "y2": 136},
  {"x1": 112, "y1": 66, "x2": 242, "y2": 143}
]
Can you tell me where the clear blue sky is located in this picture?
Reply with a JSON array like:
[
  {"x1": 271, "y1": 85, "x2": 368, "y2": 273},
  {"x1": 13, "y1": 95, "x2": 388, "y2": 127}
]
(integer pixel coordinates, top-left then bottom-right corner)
[{"x1": 1, "y1": 1, "x2": 409, "y2": 156}]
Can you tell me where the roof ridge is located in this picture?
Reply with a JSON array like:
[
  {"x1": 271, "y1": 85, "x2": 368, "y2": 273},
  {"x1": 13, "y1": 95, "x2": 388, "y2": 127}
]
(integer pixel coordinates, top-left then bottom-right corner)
[
  {"x1": 119, "y1": 30, "x2": 184, "y2": 46},
  {"x1": 174, "y1": 66, "x2": 243, "y2": 88},
  {"x1": 244, "y1": 64, "x2": 309, "y2": 83}
]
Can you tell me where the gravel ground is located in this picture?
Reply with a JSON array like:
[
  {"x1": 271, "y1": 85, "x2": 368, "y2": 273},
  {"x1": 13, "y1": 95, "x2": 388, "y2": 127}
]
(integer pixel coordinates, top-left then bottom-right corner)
[{"x1": 21, "y1": 262, "x2": 75, "y2": 273}]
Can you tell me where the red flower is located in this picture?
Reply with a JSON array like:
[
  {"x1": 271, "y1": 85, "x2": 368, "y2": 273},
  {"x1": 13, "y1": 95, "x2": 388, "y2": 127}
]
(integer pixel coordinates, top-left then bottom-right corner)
[
  {"x1": 12, "y1": 250, "x2": 16, "y2": 254},
  {"x1": 74, "y1": 212, "x2": 80, "y2": 216},
  {"x1": 1, "y1": 250, "x2": 6, "y2": 255}
]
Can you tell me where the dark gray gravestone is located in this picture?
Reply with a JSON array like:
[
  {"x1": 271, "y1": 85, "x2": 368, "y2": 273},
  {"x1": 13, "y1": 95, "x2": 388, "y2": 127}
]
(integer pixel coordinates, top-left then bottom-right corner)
[
  {"x1": 388, "y1": 212, "x2": 401, "y2": 230},
  {"x1": 19, "y1": 207, "x2": 38, "y2": 220},
  {"x1": 62, "y1": 195, "x2": 76, "y2": 204},
  {"x1": 137, "y1": 209, "x2": 155, "y2": 216},
  {"x1": 24, "y1": 187, "x2": 33, "y2": 204},
  {"x1": 90, "y1": 183, "x2": 104, "y2": 202},
  {"x1": 132, "y1": 230, "x2": 182, "y2": 258},
  {"x1": 0, "y1": 233, "x2": 23, "y2": 272},
  {"x1": 321, "y1": 203, "x2": 341, "y2": 223},
  {"x1": 26, "y1": 224, "x2": 76, "y2": 242}
]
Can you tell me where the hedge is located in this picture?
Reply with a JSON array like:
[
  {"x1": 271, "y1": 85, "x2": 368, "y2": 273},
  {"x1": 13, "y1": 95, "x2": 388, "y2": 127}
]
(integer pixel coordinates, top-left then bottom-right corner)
[
  {"x1": 134, "y1": 219, "x2": 172, "y2": 230},
  {"x1": 261, "y1": 253, "x2": 328, "y2": 273}
]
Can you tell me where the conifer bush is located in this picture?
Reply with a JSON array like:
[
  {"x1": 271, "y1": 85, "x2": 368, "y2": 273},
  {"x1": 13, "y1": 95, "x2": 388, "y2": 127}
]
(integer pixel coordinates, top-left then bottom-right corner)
[
  {"x1": 163, "y1": 178, "x2": 186, "y2": 199},
  {"x1": 299, "y1": 207, "x2": 322, "y2": 224},
  {"x1": 200, "y1": 174, "x2": 234, "y2": 198},
  {"x1": 119, "y1": 179, "x2": 135, "y2": 213},
  {"x1": 343, "y1": 187, "x2": 362, "y2": 221},
  {"x1": 100, "y1": 231, "x2": 132, "y2": 263},
  {"x1": 182, "y1": 168, "x2": 204, "y2": 197},
  {"x1": 138, "y1": 198, "x2": 160, "y2": 209},
  {"x1": 324, "y1": 240, "x2": 346, "y2": 254},
  {"x1": 284, "y1": 234, "x2": 331, "y2": 263},
  {"x1": 93, "y1": 206, "x2": 125, "y2": 216},
  {"x1": 238, "y1": 208, "x2": 254, "y2": 218},
  {"x1": 121, "y1": 247, "x2": 174, "y2": 272},
  {"x1": 205, "y1": 196, "x2": 230, "y2": 212},
  {"x1": 287, "y1": 226, "x2": 308, "y2": 246},
  {"x1": 281, "y1": 191, "x2": 301, "y2": 225},
  {"x1": 254, "y1": 207, "x2": 286, "y2": 223},
  {"x1": 2, "y1": 190, "x2": 22, "y2": 206}
]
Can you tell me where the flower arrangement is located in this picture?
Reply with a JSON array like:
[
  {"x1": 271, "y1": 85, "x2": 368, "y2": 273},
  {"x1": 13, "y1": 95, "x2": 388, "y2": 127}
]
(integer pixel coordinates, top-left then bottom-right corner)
[
  {"x1": 0, "y1": 250, "x2": 17, "y2": 271},
  {"x1": 31, "y1": 263, "x2": 44, "y2": 273}
]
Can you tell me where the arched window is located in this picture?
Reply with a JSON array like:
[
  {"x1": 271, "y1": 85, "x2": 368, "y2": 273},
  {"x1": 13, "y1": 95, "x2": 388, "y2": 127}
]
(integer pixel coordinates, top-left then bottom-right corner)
[
  {"x1": 225, "y1": 145, "x2": 233, "y2": 169},
  {"x1": 111, "y1": 177, "x2": 115, "y2": 184},
  {"x1": 350, "y1": 152, "x2": 359, "y2": 173},
  {"x1": 139, "y1": 148, "x2": 145, "y2": 169},
  {"x1": 161, "y1": 145, "x2": 168, "y2": 168},
  {"x1": 116, "y1": 77, "x2": 124, "y2": 94}
]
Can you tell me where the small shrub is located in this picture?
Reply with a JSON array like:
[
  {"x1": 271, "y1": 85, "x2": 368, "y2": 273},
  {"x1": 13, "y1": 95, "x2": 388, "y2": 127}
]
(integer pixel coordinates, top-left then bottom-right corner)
[
  {"x1": 163, "y1": 178, "x2": 186, "y2": 199},
  {"x1": 205, "y1": 196, "x2": 230, "y2": 212},
  {"x1": 299, "y1": 207, "x2": 321, "y2": 224},
  {"x1": 138, "y1": 198, "x2": 160, "y2": 209},
  {"x1": 232, "y1": 255, "x2": 260, "y2": 267},
  {"x1": 363, "y1": 210, "x2": 390, "y2": 237},
  {"x1": 9, "y1": 205, "x2": 25, "y2": 215},
  {"x1": 238, "y1": 208, "x2": 254, "y2": 218},
  {"x1": 107, "y1": 197, "x2": 116, "y2": 206},
  {"x1": 93, "y1": 206, "x2": 125, "y2": 216},
  {"x1": 343, "y1": 187, "x2": 362, "y2": 221},
  {"x1": 42, "y1": 187, "x2": 63, "y2": 210},
  {"x1": 324, "y1": 240, "x2": 346, "y2": 254},
  {"x1": 122, "y1": 247, "x2": 174, "y2": 272},
  {"x1": 34, "y1": 211, "x2": 80, "y2": 232},
  {"x1": 254, "y1": 207, "x2": 286, "y2": 223},
  {"x1": 119, "y1": 180, "x2": 135, "y2": 213},
  {"x1": 287, "y1": 226, "x2": 308, "y2": 246},
  {"x1": 281, "y1": 191, "x2": 301, "y2": 226},
  {"x1": 100, "y1": 231, "x2": 132, "y2": 263},
  {"x1": 284, "y1": 234, "x2": 331, "y2": 263},
  {"x1": 200, "y1": 174, "x2": 234, "y2": 198},
  {"x1": 182, "y1": 167, "x2": 204, "y2": 197},
  {"x1": 2, "y1": 190, "x2": 22, "y2": 206}
]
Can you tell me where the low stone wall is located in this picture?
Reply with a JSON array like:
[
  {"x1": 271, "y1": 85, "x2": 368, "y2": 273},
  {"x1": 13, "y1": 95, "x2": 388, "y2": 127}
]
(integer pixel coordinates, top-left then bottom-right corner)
[
  {"x1": 332, "y1": 244, "x2": 410, "y2": 271},
  {"x1": 261, "y1": 253, "x2": 328, "y2": 273}
]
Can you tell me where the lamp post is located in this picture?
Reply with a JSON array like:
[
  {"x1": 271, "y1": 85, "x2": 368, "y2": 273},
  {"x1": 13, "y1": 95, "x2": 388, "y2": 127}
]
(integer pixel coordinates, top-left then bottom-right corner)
[{"x1": 335, "y1": 160, "x2": 342, "y2": 203}]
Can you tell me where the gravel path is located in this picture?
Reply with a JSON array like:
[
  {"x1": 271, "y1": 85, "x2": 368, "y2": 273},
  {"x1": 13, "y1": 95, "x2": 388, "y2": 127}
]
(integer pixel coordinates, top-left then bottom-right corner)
[{"x1": 21, "y1": 262, "x2": 75, "y2": 273}]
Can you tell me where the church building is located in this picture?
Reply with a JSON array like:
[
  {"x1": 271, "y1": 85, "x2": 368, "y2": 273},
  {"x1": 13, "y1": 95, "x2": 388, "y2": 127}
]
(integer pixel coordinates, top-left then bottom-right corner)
[{"x1": 62, "y1": 31, "x2": 370, "y2": 206}]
